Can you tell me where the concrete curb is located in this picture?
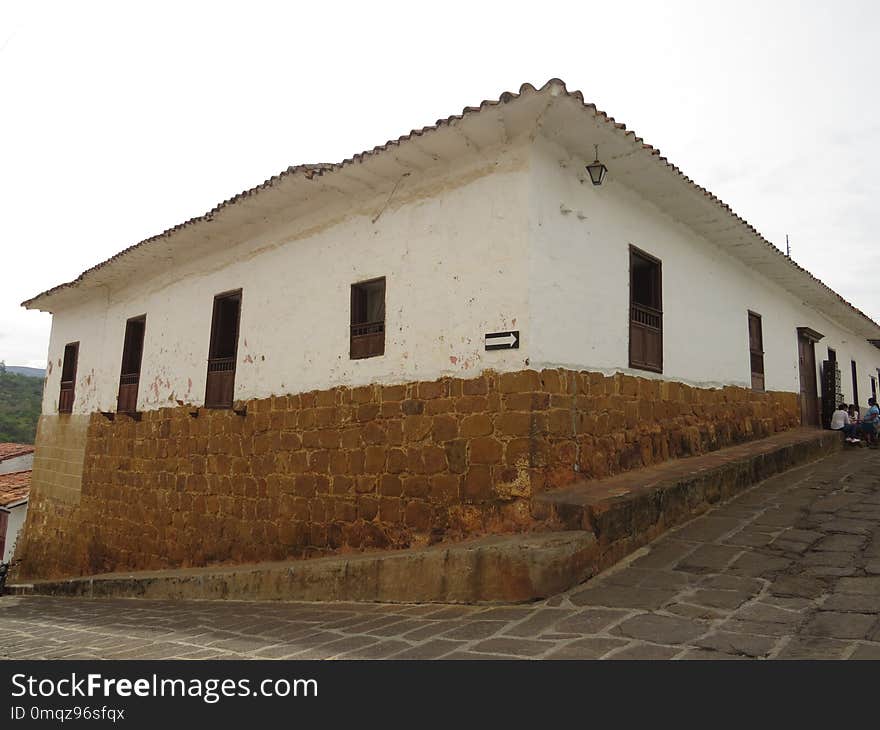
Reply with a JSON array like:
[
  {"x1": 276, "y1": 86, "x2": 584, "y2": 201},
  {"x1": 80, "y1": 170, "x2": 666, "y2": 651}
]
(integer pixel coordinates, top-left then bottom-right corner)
[{"x1": 6, "y1": 531, "x2": 598, "y2": 604}]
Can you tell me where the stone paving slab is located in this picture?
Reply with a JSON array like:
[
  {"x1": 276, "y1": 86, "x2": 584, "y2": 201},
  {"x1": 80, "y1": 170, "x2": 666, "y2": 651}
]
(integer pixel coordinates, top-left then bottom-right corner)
[{"x1": 3, "y1": 446, "x2": 880, "y2": 660}]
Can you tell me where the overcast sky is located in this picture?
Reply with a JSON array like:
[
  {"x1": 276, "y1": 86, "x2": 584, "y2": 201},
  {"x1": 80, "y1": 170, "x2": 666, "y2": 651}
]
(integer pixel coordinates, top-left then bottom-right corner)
[{"x1": 1, "y1": 0, "x2": 878, "y2": 368}]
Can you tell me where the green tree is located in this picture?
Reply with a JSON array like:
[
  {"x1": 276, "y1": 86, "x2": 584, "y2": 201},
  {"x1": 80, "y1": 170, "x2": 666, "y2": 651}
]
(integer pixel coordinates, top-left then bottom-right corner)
[{"x1": 0, "y1": 370, "x2": 44, "y2": 443}]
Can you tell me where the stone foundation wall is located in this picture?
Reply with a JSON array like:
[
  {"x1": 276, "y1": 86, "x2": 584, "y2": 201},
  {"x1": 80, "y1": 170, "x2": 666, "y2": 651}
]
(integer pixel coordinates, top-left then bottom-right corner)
[{"x1": 15, "y1": 369, "x2": 800, "y2": 579}]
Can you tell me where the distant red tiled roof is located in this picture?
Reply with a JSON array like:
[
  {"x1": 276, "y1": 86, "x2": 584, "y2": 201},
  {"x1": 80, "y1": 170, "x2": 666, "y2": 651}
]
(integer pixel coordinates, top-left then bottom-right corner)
[
  {"x1": 0, "y1": 443, "x2": 35, "y2": 462},
  {"x1": 0, "y1": 471, "x2": 30, "y2": 507}
]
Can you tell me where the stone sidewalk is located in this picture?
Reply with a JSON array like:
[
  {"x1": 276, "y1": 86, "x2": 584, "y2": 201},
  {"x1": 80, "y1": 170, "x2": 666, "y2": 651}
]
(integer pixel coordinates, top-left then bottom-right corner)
[{"x1": 3, "y1": 446, "x2": 880, "y2": 660}]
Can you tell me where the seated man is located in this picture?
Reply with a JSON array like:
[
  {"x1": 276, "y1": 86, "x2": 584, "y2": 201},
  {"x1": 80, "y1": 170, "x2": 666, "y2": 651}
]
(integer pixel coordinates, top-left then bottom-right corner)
[
  {"x1": 830, "y1": 403, "x2": 859, "y2": 442},
  {"x1": 858, "y1": 397, "x2": 880, "y2": 446}
]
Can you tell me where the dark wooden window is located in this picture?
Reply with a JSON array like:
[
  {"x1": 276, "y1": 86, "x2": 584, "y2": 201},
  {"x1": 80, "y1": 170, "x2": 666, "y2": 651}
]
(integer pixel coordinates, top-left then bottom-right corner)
[
  {"x1": 629, "y1": 247, "x2": 662, "y2": 372},
  {"x1": 117, "y1": 316, "x2": 146, "y2": 413},
  {"x1": 350, "y1": 277, "x2": 385, "y2": 359},
  {"x1": 748, "y1": 311, "x2": 764, "y2": 391},
  {"x1": 827, "y1": 347, "x2": 836, "y2": 363},
  {"x1": 59, "y1": 342, "x2": 79, "y2": 413},
  {"x1": 0, "y1": 510, "x2": 7, "y2": 560},
  {"x1": 205, "y1": 290, "x2": 241, "y2": 409},
  {"x1": 851, "y1": 360, "x2": 859, "y2": 407}
]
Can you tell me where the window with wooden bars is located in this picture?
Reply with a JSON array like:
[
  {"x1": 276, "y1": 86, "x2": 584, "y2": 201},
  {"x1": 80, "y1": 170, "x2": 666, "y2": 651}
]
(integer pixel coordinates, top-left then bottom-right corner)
[
  {"x1": 628, "y1": 247, "x2": 662, "y2": 373},
  {"x1": 350, "y1": 277, "x2": 385, "y2": 359},
  {"x1": 205, "y1": 290, "x2": 241, "y2": 409},
  {"x1": 59, "y1": 342, "x2": 79, "y2": 413},
  {"x1": 748, "y1": 311, "x2": 765, "y2": 391},
  {"x1": 117, "y1": 316, "x2": 146, "y2": 413}
]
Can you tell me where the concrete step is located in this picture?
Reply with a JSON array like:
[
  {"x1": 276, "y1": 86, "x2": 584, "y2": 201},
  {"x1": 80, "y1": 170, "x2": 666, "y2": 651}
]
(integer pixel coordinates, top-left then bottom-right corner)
[
  {"x1": 535, "y1": 427, "x2": 840, "y2": 573},
  {"x1": 5, "y1": 530, "x2": 597, "y2": 605}
]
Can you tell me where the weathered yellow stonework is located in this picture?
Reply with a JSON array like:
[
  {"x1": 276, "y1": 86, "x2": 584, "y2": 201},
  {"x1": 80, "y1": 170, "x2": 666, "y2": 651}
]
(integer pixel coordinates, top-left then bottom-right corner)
[
  {"x1": 29, "y1": 415, "x2": 90, "y2": 504},
  {"x1": 15, "y1": 369, "x2": 801, "y2": 580}
]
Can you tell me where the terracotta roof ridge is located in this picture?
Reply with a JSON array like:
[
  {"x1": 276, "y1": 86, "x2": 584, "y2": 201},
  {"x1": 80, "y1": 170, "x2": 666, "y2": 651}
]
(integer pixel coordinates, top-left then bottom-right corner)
[{"x1": 0, "y1": 444, "x2": 35, "y2": 461}]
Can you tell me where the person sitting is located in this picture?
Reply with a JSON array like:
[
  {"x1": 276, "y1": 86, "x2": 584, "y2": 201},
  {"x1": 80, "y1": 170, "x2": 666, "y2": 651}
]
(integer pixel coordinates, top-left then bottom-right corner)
[
  {"x1": 830, "y1": 403, "x2": 860, "y2": 443},
  {"x1": 858, "y1": 397, "x2": 880, "y2": 447}
]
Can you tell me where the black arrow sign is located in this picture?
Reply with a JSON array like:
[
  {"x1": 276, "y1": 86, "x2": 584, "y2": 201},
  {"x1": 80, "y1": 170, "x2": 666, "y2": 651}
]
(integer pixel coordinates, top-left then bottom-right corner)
[{"x1": 485, "y1": 331, "x2": 520, "y2": 351}]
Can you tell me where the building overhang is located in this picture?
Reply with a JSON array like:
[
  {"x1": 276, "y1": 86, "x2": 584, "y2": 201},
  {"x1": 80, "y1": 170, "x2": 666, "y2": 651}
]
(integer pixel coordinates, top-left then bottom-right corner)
[{"x1": 21, "y1": 79, "x2": 880, "y2": 344}]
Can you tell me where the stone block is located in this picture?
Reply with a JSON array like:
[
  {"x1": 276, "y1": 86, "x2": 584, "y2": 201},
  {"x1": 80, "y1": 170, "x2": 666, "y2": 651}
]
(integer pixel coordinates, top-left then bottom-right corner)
[
  {"x1": 402, "y1": 476, "x2": 430, "y2": 498},
  {"x1": 380, "y1": 384, "x2": 407, "y2": 402},
  {"x1": 401, "y1": 399, "x2": 424, "y2": 416},
  {"x1": 462, "y1": 466, "x2": 493, "y2": 502},
  {"x1": 462, "y1": 376, "x2": 489, "y2": 396},
  {"x1": 499, "y1": 370, "x2": 540, "y2": 393},
  {"x1": 417, "y1": 380, "x2": 447, "y2": 400},
  {"x1": 379, "y1": 497, "x2": 402, "y2": 523},
  {"x1": 470, "y1": 438, "x2": 503, "y2": 464},
  {"x1": 455, "y1": 395, "x2": 489, "y2": 414},
  {"x1": 431, "y1": 415, "x2": 459, "y2": 442},
  {"x1": 445, "y1": 440, "x2": 468, "y2": 474},
  {"x1": 379, "y1": 474, "x2": 402, "y2": 496},
  {"x1": 430, "y1": 474, "x2": 460, "y2": 503},
  {"x1": 460, "y1": 414, "x2": 493, "y2": 438},
  {"x1": 404, "y1": 501, "x2": 432, "y2": 531},
  {"x1": 498, "y1": 412, "x2": 531, "y2": 437},
  {"x1": 403, "y1": 415, "x2": 432, "y2": 442}
]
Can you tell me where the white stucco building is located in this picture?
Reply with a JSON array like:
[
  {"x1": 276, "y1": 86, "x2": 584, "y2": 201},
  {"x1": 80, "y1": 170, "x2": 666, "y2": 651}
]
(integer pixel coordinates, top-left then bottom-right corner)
[
  {"x1": 0, "y1": 471, "x2": 29, "y2": 563},
  {"x1": 24, "y1": 80, "x2": 880, "y2": 426},
  {"x1": 17, "y1": 77, "x2": 880, "y2": 586}
]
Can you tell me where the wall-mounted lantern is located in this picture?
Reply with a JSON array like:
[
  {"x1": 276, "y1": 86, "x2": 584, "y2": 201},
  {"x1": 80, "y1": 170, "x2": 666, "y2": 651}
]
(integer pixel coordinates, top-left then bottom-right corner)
[{"x1": 586, "y1": 144, "x2": 608, "y2": 186}]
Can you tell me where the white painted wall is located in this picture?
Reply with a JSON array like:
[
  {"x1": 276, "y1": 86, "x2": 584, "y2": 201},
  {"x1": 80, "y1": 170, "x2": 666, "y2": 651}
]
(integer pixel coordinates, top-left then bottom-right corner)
[
  {"x1": 41, "y1": 145, "x2": 533, "y2": 414},
  {"x1": 528, "y1": 136, "x2": 880, "y2": 406},
  {"x1": 3, "y1": 503, "x2": 27, "y2": 562},
  {"x1": 39, "y1": 135, "x2": 880, "y2": 417}
]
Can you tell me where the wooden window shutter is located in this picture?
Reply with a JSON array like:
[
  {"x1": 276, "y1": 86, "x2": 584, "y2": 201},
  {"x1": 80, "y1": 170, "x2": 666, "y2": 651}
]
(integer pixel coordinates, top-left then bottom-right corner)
[
  {"x1": 117, "y1": 316, "x2": 146, "y2": 413},
  {"x1": 205, "y1": 290, "x2": 242, "y2": 408},
  {"x1": 748, "y1": 312, "x2": 764, "y2": 391},
  {"x1": 59, "y1": 342, "x2": 79, "y2": 413}
]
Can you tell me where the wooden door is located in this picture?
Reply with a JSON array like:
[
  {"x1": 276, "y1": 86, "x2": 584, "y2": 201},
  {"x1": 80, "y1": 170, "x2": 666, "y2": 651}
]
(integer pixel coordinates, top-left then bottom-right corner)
[{"x1": 797, "y1": 333, "x2": 819, "y2": 426}]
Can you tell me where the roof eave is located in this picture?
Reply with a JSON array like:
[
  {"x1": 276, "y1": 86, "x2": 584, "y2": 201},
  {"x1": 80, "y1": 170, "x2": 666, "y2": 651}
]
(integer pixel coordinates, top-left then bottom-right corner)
[{"x1": 22, "y1": 78, "x2": 880, "y2": 341}]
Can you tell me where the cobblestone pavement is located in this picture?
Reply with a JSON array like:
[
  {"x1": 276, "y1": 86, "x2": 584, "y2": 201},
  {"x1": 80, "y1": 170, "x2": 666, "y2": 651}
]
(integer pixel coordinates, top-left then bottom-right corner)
[{"x1": 4, "y1": 447, "x2": 880, "y2": 660}]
